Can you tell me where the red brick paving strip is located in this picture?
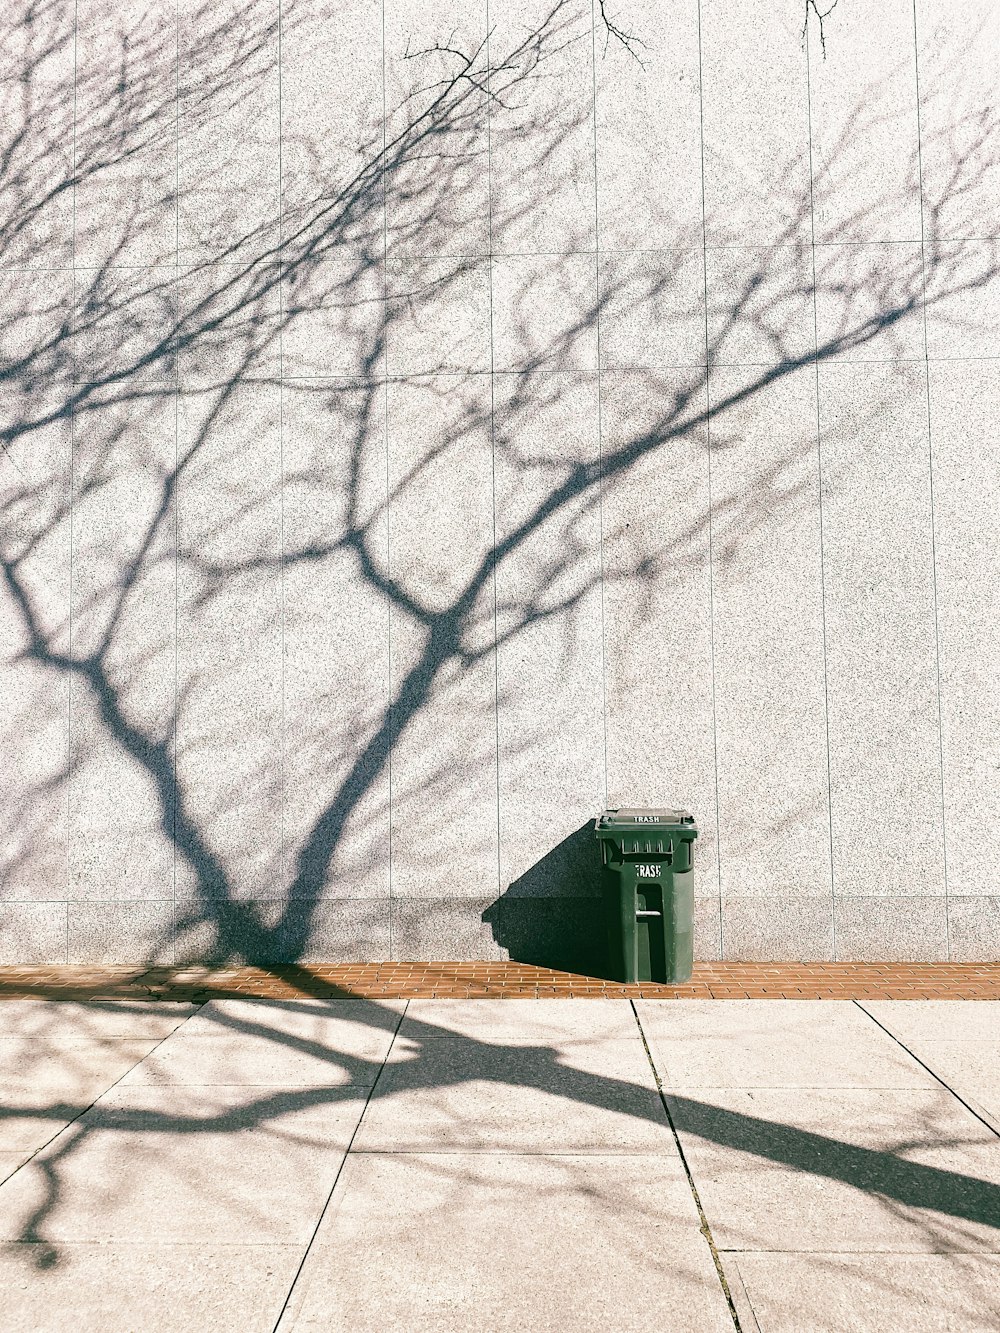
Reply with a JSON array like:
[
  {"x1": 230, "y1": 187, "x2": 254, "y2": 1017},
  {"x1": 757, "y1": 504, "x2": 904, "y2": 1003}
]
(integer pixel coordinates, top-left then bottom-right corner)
[{"x1": 0, "y1": 963, "x2": 997, "y2": 1001}]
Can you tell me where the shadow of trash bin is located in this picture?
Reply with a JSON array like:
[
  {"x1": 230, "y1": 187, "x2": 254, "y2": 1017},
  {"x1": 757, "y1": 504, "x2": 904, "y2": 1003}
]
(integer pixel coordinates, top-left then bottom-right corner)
[{"x1": 482, "y1": 822, "x2": 608, "y2": 975}]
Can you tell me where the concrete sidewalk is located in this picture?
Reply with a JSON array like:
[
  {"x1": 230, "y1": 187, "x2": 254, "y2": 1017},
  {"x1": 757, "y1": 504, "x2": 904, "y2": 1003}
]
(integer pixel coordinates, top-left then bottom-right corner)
[{"x1": 0, "y1": 998, "x2": 998, "y2": 1331}]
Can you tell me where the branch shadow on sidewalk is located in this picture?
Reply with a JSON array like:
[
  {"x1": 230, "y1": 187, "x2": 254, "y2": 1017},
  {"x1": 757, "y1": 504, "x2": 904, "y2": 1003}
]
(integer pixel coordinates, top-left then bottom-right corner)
[{"x1": 1, "y1": 993, "x2": 998, "y2": 1278}]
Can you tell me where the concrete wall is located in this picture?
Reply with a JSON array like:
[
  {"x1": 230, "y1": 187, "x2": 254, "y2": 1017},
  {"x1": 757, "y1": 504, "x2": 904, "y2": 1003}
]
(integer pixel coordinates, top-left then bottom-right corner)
[{"x1": 2, "y1": 0, "x2": 999, "y2": 966}]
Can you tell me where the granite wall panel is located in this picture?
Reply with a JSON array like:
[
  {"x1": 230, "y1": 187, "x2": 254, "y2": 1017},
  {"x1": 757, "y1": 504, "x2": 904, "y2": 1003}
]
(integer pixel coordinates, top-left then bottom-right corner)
[{"x1": 2, "y1": 0, "x2": 998, "y2": 964}]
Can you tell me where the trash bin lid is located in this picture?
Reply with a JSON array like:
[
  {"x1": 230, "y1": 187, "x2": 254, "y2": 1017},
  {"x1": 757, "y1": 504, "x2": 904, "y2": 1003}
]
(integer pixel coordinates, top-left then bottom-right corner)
[{"x1": 596, "y1": 807, "x2": 696, "y2": 829}]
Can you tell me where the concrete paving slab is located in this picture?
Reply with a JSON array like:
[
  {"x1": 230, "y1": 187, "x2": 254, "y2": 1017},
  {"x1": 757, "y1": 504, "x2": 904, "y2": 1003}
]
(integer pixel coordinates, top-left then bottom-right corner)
[
  {"x1": 277, "y1": 1153, "x2": 734, "y2": 1333},
  {"x1": 644, "y1": 1030, "x2": 937, "y2": 1090},
  {"x1": 120, "y1": 1032, "x2": 384, "y2": 1088},
  {"x1": 0, "y1": 1084, "x2": 368, "y2": 1244},
  {"x1": 0, "y1": 1038, "x2": 164, "y2": 1092},
  {"x1": 670, "y1": 1087, "x2": 1000, "y2": 1253},
  {"x1": 0, "y1": 1153, "x2": 34, "y2": 1183},
  {"x1": 0, "y1": 1101, "x2": 87, "y2": 1157},
  {"x1": 399, "y1": 998, "x2": 640, "y2": 1043},
  {"x1": 181, "y1": 997, "x2": 404, "y2": 1043},
  {"x1": 637, "y1": 999, "x2": 945, "y2": 1090},
  {"x1": 4, "y1": 995, "x2": 996, "y2": 1330},
  {"x1": 353, "y1": 1037, "x2": 671, "y2": 1153},
  {"x1": 860, "y1": 1000, "x2": 1000, "y2": 1043},
  {"x1": 727, "y1": 1253, "x2": 1000, "y2": 1332},
  {"x1": 0, "y1": 1242, "x2": 302, "y2": 1333},
  {"x1": 636, "y1": 998, "x2": 878, "y2": 1040},
  {"x1": 118, "y1": 998, "x2": 405, "y2": 1087},
  {"x1": 0, "y1": 1001, "x2": 200, "y2": 1038},
  {"x1": 890, "y1": 1040, "x2": 1000, "y2": 1134}
]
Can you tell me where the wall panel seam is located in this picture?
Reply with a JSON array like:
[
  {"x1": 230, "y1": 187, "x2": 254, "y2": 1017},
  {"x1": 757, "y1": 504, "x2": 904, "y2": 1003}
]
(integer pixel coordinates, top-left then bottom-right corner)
[
  {"x1": 910, "y1": 0, "x2": 951, "y2": 957},
  {"x1": 694, "y1": 0, "x2": 723, "y2": 958},
  {"x1": 804, "y1": 3, "x2": 838, "y2": 959}
]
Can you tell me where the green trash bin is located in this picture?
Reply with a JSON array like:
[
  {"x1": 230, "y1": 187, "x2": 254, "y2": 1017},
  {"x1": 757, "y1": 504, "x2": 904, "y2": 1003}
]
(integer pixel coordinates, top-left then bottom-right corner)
[{"x1": 595, "y1": 808, "x2": 698, "y2": 984}]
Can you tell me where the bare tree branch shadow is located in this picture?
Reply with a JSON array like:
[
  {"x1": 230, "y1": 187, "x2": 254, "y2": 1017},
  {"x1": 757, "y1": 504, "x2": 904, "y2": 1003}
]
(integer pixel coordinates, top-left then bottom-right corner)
[
  {"x1": 2, "y1": 0, "x2": 997, "y2": 971},
  {"x1": 0, "y1": 994, "x2": 998, "y2": 1278},
  {"x1": 1, "y1": 0, "x2": 1000, "y2": 1282}
]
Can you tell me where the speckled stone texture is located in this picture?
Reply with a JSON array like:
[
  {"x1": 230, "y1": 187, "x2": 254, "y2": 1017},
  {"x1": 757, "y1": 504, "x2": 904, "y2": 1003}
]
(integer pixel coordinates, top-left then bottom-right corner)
[{"x1": 1, "y1": 0, "x2": 999, "y2": 965}]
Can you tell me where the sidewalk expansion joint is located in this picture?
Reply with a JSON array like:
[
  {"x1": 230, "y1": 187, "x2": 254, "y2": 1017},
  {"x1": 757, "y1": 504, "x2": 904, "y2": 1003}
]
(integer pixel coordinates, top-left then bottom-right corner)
[
  {"x1": 268, "y1": 999, "x2": 408, "y2": 1333},
  {"x1": 630, "y1": 999, "x2": 744, "y2": 1333},
  {"x1": 854, "y1": 1000, "x2": 1000, "y2": 1141}
]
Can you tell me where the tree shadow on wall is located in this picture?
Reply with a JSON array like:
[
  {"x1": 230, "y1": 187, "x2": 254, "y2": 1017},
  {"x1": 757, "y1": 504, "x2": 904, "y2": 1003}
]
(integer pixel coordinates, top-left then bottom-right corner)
[
  {"x1": 483, "y1": 822, "x2": 608, "y2": 975},
  {"x1": 1, "y1": 0, "x2": 999, "y2": 970}
]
